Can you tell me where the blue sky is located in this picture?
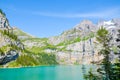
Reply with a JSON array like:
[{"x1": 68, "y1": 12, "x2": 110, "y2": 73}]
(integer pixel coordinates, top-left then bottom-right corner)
[{"x1": 0, "y1": 0, "x2": 120, "y2": 37}]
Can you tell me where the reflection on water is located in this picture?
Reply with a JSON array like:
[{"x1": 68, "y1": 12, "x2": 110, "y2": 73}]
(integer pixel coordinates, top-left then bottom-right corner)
[
  {"x1": 0, "y1": 65, "x2": 96, "y2": 80},
  {"x1": 81, "y1": 64, "x2": 87, "y2": 77}
]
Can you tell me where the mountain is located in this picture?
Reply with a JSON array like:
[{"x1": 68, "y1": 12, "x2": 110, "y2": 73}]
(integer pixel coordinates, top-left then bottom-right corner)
[
  {"x1": 0, "y1": 11, "x2": 24, "y2": 65},
  {"x1": 23, "y1": 19, "x2": 120, "y2": 65},
  {"x1": 98, "y1": 19, "x2": 120, "y2": 42},
  {"x1": 0, "y1": 10, "x2": 57, "y2": 67},
  {"x1": 0, "y1": 9, "x2": 120, "y2": 67},
  {"x1": 17, "y1": 20, "x2": 102, "y2": 65},
  {"x1": 47, "y1": 20, "x2": 100, "y2": 64},
  {"x1": 13, "y1": 27, "x2": 34, "y2": 39},
  {"x1": 48, "y1": 20, "x2": 97, "y2": 45}
]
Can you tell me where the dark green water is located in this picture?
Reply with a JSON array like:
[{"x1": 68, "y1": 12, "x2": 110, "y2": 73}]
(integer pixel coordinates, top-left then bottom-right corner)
[{"x1": 0, "y1": 65, "x2": 96, "y2": 80}]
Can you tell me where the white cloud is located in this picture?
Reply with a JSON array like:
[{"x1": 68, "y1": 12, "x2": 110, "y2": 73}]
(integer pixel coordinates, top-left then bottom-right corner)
[
  {"x1": 5, "y1": 5, "x2": 120, "y2": 18},
  {"x1": 32, "y1": 8, "x2": 120, "y2": 18}
]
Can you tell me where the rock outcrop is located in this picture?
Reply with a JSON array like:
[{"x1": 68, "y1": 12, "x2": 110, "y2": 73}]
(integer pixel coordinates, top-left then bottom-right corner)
[
  {"x1": 0, "y1": 10, "x2": 24, "y2": 65},
  {"x1": 46, "y1": 19, "x2": 120, "y2": 64}
]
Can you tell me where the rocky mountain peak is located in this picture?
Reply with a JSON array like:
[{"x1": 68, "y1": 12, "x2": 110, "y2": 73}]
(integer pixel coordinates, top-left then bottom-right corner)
[
  {"x1": 48, "y1": 20, "x2": 97, "y2": 45},
  {"x1": 97, "y1": 19, "x2": 120, "y2": 31},
  {"x1": 75, "y1": 20, "x2": 96, "y2": 32},
  {"x1": 0, "y1": 12, "x2": 11, "y2": 29},
  {"x1": 80, "y1": 20, "x2": 93, "y2": 25}
]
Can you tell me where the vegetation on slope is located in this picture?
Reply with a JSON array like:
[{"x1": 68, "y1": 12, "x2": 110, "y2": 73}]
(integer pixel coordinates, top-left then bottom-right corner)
[
  {"x1": 0, "y1": 9, "x2": 58, "y2": 67},
  {"x1": 0, "y1": 25, "x2": 95, "y2": 67},
  {"x1": 0, "y1": 29, "x2": 23, "y2": 55},
  {"x1": 13, "y1": 27, "x2": 34, "y2": 39},
  {"x1": 84, "y1": 27, "x2": 120, "y2": 80},
  {"x1": 7, "y1": 51, "x2": 58, "y2": 67},
  {"x1": 0, "y1": 9, "x2": 6, "y2": 16}
]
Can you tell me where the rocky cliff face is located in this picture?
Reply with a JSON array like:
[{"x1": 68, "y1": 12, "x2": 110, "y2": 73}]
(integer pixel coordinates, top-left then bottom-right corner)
[
  {"x1": 45, "y1": 19, "x2": 120, "y2": 64},
  {"x1": 21, "y1": 19, "x2": 120, "y2": 65},
  {"x1": 0, "y1": 11, "x2": 24, "y2": 65},
  {"x1": 48, "y1": 20, "x2": 97, "y2": 45},
  {"x1": 1, "y1": 8, "x2": 119, "y2": 65},
  {"x1": 46, "y1": 20, "x2": 101, "y2": 64}
]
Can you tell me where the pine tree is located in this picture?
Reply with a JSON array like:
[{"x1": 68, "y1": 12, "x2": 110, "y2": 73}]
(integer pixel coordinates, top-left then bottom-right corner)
[
  {"x1": 111, "y1": 29, "x2": 120, "y2": 80},
  {"x1": 96, "y1": 27, "x2": 113, "y2": 80}
]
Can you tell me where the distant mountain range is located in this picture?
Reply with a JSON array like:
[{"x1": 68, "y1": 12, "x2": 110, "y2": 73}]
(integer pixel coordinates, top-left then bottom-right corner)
[{"x1": 0, "y1": 10, "x2": 120, "y2": 67}]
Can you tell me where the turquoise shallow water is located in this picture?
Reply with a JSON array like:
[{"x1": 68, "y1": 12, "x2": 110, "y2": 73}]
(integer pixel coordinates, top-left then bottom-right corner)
[{"x1": 0, "y1": 65, "x2": 96, "y2": 80}]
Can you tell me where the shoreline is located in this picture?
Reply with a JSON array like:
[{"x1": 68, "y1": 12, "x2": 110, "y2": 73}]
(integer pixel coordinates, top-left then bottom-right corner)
[{"x1": 0, "y1": 64, "x2": 97, "y2": 69}]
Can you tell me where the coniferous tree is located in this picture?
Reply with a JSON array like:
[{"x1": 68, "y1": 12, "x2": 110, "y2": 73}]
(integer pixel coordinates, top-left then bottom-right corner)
[
  {"x1": 111, "y1": 29, "x2": 120, "y2": 80},
  {"x1": 96, "y1": 27, "x2": 113, "y2": 80}
]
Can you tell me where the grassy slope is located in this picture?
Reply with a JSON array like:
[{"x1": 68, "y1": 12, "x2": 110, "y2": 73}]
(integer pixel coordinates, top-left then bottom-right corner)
[
  {"x1": 13, "y1": 27, "x2": 34, "y2": 39},
  {"x1": 0, "y1": 29, "x2": 58, "y2": 67}
]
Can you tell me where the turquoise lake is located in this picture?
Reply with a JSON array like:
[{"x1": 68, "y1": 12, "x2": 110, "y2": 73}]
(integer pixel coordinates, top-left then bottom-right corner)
[{"x1": 0, "y1": 65, "x2": 96, "y2": 80}]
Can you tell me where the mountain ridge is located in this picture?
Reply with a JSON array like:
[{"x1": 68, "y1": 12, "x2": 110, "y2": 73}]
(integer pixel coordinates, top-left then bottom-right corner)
[
  {"x1": 0, "y1": 9, "x2": 120, "y2": 67},
  {"x1": 0, "y1": 10, "x2": 58, "y2": 67},
  {"x1": 9, "y1": 18, "x2": 120, "y2": 65}
]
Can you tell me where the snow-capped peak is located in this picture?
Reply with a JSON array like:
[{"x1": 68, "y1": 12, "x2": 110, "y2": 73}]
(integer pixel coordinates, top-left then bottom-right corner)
[
  {"x1": 103, "y1": 20, "x2": 114, "y2": 25},
  {"x1": 102, "y1": 20, "x2": 117, "y2": 30}
]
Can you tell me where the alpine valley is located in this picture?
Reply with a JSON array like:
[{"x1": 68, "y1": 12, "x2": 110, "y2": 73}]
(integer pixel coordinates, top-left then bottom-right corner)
[{"x1": 0, "y1": 10, "x2": 120, "y2": 68}]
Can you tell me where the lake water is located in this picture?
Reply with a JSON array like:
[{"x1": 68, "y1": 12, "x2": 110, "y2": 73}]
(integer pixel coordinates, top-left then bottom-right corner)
[{"x1": 0, "y1": 65, "x2": 96, "y2": 80}]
